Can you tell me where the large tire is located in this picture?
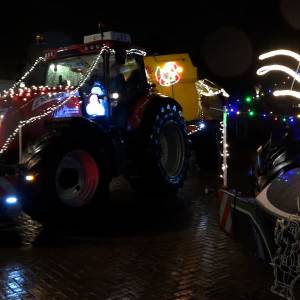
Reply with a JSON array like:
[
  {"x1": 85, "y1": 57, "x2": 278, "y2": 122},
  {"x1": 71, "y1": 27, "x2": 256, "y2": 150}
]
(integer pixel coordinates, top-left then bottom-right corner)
[
  {"x1": 21, "y1": 134, "x2": 111, "y2": 223},
  {"x1": 128, "y1": 100, "x2": 190, "y2": 194}
]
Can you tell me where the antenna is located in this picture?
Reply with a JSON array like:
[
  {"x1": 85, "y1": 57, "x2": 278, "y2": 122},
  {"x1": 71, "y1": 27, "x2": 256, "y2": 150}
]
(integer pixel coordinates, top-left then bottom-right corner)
[{"x1": 98, "y1": 22, "x2": 104, "y2": 41}]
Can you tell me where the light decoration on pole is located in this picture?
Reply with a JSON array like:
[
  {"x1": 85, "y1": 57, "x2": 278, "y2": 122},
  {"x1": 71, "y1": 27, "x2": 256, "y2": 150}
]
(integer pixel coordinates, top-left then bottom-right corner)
[
  {"x1": 257, "y1": 49, "x2": 300, "y2": 99},
  {"x1": 155, "y1": 62, "x2": 183, "y2": 87},
  {"x1": 195, "y1": 79, "x2": 230, "y2": 186},
  {"x1": 0, "y1": 46, "x2": 113, "y2": 155},
  {"x1": 220, "y1": 106, "x2": 229, "y2": 188}
]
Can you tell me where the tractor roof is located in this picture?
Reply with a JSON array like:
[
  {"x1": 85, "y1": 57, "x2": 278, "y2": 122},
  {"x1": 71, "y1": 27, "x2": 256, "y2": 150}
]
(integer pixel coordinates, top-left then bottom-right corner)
[{"x1": 44, "y1": 31, "x2": 131, "y2": 61}]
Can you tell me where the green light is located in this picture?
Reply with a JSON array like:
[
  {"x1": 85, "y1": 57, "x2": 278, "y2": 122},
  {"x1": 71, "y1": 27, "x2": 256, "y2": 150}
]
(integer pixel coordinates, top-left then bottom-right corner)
[
  {"x1": 245, "y1": 96, "x2": 252, "y2": 103},
  {"x1": 282, "y1": 117, "x2": 287, "y2": 122},
  {"x1": 248, "y1": 111, "x2": 255, "y2": 117}
]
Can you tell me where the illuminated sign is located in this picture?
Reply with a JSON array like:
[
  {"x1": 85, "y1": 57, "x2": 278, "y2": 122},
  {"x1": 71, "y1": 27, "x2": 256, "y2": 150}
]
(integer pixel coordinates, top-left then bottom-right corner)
[
  {"x1": 155, "y1": 62, "x2": 183, "y2": 87},
  {"x1": 32, "y1": 92, "x2": 74, "y2": 111}
]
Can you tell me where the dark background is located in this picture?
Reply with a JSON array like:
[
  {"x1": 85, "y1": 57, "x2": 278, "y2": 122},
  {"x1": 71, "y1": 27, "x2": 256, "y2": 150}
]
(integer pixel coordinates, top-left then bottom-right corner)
[{"x1": 1, "y1": 0, "x2": 300, "y2": 96}]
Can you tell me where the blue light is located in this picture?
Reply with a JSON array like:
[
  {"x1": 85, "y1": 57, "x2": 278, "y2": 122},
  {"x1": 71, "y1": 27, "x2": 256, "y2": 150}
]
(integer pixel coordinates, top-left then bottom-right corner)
[
  {"x1": 230, "y1": 108, "x2": 234, "y2": 112},
  {"x1": 91, "y1": 81, "x2": 105, "y2": 96},
  {"x1": 91, "y1": 86, "x2": 104, "y2": 96},
  {"x1": 263, "y1": 114, "x2": 267, "y2": 117},
  {"x1": 197, "y1": 122, "x2": 206, "y2": 130},
  {"x1": 53, "y1": 107, "x2": 80, "y2": 118},
  {"x1": 5, "y1": 196, "x2": 18, "y2": 205}
]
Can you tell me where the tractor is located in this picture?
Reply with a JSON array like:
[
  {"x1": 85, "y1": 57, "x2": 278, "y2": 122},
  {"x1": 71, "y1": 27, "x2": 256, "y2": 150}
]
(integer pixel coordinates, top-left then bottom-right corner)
[{"x1": 0, "y1": 31, "x2": 201, "y2": 222}]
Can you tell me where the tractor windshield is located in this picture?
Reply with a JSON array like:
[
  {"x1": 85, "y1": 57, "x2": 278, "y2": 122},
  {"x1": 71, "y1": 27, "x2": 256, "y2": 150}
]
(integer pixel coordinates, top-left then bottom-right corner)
[{"x1": 45, "y1": 54, "x2": 103, "y2": 87}]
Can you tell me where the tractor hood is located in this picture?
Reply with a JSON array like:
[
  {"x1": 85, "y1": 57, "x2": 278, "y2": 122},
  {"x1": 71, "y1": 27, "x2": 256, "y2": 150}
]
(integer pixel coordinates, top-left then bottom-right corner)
[{"x1": 0, "y1": 85, "x2": 81, "y2": 154}]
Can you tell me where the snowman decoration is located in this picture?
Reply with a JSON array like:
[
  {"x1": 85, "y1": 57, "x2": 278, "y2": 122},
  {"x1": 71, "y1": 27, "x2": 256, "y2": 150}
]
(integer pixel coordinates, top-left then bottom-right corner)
[{"x1": 86, "y1": 81, "x2": 106, "y2": 117}]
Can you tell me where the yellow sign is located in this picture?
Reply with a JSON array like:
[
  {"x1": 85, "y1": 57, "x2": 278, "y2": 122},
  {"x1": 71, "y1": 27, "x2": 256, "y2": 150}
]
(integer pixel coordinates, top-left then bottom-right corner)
[{"x1": 144, "y1": 53, "x2": 199, "y2": 121}]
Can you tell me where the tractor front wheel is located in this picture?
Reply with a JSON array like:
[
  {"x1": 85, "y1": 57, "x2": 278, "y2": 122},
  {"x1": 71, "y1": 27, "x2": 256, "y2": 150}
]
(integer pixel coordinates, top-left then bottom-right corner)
[
  {"x1": 129, "y1": 101, "x2": 190, "y2": 194},
  {"x1": 22, "y1": 135, "x2": 110, "y2": 223}
]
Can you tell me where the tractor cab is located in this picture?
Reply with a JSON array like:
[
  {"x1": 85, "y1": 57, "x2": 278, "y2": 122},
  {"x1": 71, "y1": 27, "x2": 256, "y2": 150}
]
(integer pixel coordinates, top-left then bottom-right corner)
[{"x1": 42, "y1": 32, "x2": 148, "y2": 127}]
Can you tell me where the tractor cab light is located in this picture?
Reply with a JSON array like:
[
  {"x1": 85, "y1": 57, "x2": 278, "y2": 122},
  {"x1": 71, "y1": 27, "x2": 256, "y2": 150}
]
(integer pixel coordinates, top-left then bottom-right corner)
[{"x1": 111, "y1": 92, "x2": 119, "y2": 99}]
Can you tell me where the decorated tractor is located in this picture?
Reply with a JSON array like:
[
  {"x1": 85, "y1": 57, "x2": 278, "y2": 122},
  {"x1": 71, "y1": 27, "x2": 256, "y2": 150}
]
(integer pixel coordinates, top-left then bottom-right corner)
[{"x1": 0, "y1": 31, "x2": 213, "y2": 222}]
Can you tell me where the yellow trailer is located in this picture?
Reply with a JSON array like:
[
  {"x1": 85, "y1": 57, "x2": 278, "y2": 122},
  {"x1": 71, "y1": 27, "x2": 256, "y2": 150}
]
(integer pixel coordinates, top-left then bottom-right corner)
[
  {"x1": 144, "y1": 53, "x2": 228, "y2": 122},
  {"x1": 143, "y1": 53, "x2": 200, "y2": 122}
]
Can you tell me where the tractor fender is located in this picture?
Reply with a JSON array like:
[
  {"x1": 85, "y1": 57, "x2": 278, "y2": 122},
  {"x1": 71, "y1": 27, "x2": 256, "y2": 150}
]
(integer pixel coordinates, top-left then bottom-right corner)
[
  {"x1": 128, "y1": 95, "x2": 183, "y2": 130},
  {"x1": 21, "y1": 117, "x2": 117, "y2": 176}
]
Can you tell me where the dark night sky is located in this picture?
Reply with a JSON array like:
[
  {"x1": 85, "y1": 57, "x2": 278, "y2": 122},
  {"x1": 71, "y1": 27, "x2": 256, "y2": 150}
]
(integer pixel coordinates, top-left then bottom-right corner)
[{"x1": 1, "y1": 0, "x2": 300, "y2": 95}]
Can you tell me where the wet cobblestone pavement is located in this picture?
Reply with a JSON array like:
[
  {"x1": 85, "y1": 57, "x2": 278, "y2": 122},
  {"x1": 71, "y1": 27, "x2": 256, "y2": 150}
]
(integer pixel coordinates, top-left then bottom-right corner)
[{"x1": 0, "y1": 174, "x2": 290, "y2": 300}]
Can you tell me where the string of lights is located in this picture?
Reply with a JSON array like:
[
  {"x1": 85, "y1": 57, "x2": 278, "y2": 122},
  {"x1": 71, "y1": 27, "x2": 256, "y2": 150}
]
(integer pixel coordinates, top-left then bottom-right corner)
[
  {"x1": 225, "y1": 107, "x2": 300, "y2": 123},
  {"x1": 195, "y1": 79, "x2": 230, "y2": 98},
  {"x1": 8, "y1": 57, "x2": 46, "y2": 92},
  {"x1": 259, "y1": 49, "x2": 300, "y2": 63},
  {"x1": 195, "y1": 79, "x2": 230, "y2": 121},
  {"x1": 1, "y1": 47, "x2": 146, "y2": 102},
  {"x1": 257, "y1": 65, "x2": 300, "y2": 84},
  {"x1": 0, "y1": 46, "x2": 113, "y2": 155},
  {"x1": 257, "y1": 49, "x2": 300, "y2": 100},
  {"x1": 126, "y1": 49, "x2": 147, "y2": 56},
  {"x1": 217, "y1": 50, "x2": 300, "y2": 187},
  {"x1": 220, "y1": 107, "x2": 229, "y2": 187},
  {"x1": 273, "y1": 90, "x2": 300, "y2": 99},
  {"x1": 225, "y1": 86, "x2": 300, "y2": 124}
]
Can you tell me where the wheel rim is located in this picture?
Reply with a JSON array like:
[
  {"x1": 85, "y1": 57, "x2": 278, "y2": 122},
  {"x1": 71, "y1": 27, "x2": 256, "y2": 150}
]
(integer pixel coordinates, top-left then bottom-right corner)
[
  {"x1": 159, "y1": 121, "x2": 185, "y2": 177},
  {"x1": 55, "y1": 150, "x2": 99, "y2": 207}
]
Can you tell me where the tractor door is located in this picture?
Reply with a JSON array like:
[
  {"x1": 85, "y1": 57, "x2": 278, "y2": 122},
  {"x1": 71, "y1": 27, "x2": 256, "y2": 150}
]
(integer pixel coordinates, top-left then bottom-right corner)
[{"x1": 108, "y1": 49, "x2": 148, "y2": 127}]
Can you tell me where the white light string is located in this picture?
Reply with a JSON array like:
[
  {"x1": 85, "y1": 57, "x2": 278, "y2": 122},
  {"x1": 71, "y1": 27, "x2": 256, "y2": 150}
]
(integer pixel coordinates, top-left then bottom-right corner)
[
  {"x1": 126, "y1": 49, "x2": 147, "y2": 56},
  {"x1": 257, "y1": 65, "x2": 300, "y2": 84},
  {"x1": 219, "y1": 107, "x2": 229, "y2": 188},
  {"x1": 257, "y1": 49, "x2": 300, "y2": 100},
  {"x1": 0, "y1": 46, "x2": 113, "y2": 155},
  {"x1": 273, "y1": 90, "x2": 300, "y2": 99},
  {"x1": 195, "y1": 79, "x2": 229, "y2": 122},
  {"x1": 259, "y1": 49, "x2": 300, "y2": 62},
  {"x1": 195, "y1": 79, "x2": 230, "y2": 98},
  {"x1": 8, "y1": 57, "x2": 46, "y2": 92}
]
